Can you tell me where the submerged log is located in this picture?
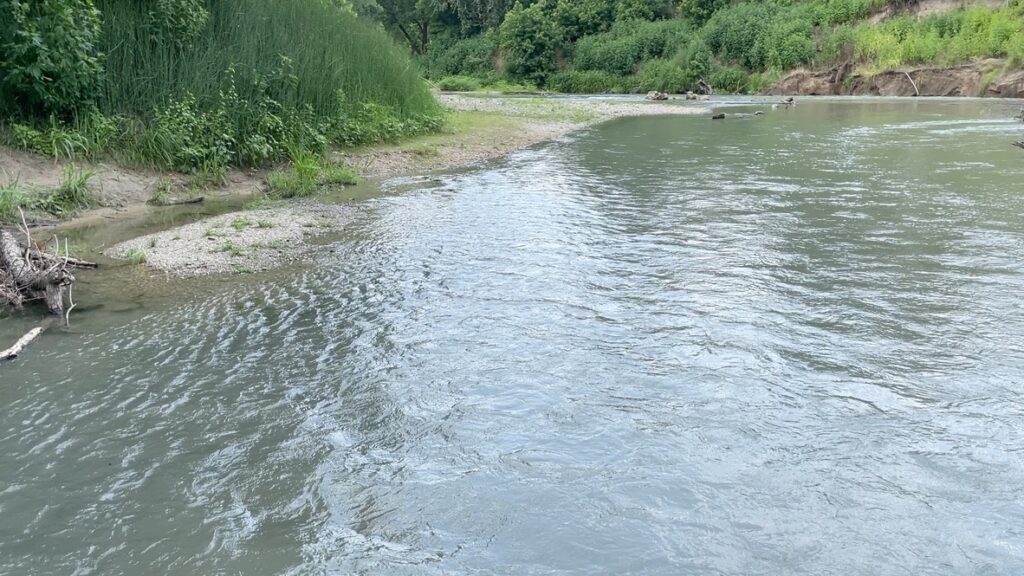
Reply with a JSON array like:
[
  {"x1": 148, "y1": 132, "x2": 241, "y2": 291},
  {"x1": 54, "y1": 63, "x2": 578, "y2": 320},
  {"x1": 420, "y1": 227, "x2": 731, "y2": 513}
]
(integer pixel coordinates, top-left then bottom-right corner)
[{"x1": 0, "y1": 326, "x2": 45, "y2": 362}]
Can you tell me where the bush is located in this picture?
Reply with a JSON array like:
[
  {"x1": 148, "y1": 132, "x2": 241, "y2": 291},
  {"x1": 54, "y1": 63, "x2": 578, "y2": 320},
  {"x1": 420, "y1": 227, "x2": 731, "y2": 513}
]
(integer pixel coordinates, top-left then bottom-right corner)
[
  {"x1": 672, "y1": 36, "x2": 712, "y2": 85},
  {"x1": 703, "y1": 2, "x2": 777, "y2": 69},
  {"x1": 0, "y1": 0, "x2": 104, "y2": 117},
  {"x1": 420, "y1": 32, "x2": 498, "y2": 78},
  {"x1": 437, "y1": 76, "x2": 483, "y2": 91},
  {"x1": 546, "y1": 70, "x2": 623, "y2": 92},
  {"x1": 637, "y1": 58, "x2": 689, "y2": 93},
  {"x1": 499, "y1": 1, "x2": 562, "y2": 82},
  {"x1": 574, "y1": 19, "x2": 691, "y2": 75},
  {"x1": 709, "y1": 64, "x2": 749, "y2": 93},
  {"x1": 678, "y1": 0, "x2": 730, "y2": 26},
  {"x1": 554, "y1": 0, "x2": 615, "y2": 41},
  {"x1": 614, "y1": 0, "x2": 672, "y2": 22}
]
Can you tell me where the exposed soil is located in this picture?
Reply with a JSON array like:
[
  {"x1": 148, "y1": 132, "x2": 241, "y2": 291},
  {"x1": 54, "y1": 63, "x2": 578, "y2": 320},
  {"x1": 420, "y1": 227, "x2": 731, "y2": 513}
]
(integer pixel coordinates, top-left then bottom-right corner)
[{"x1": 766, "y1": 59, "x2": 1024, "y2": 98}]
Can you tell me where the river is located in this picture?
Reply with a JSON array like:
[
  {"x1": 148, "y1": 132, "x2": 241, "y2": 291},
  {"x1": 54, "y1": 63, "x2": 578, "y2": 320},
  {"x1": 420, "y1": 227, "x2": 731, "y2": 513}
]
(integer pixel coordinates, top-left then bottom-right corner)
[{"x1": 2, "y1": 97, "x2": 1023, "y2": 575}]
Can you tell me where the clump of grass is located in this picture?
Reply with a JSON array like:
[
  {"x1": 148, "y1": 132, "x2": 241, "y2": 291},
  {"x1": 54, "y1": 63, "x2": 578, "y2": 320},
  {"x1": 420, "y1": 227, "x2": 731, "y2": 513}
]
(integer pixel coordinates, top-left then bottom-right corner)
[
  {"x1": 148, "y1": 237, "x2": 158, "y2": 248},
  {"x1": 216, "y1": 240, "x2": 245, "y2": 257},
  {"x1": 125, "y1": 247, "x2": 147, "y2": 264},
  {"x1": 244, "y1": 194, "x2": 272, "y2": 210},
  {"x1": 321, "y1": 163, "x2": 358, "y2": 185},
  {"x1": 149, "y1": 178, "x2": 174, "y2": 205},
  {"x1": 406, "y1": 143, "x2": 440, "y2": 158},
  {"x1": 0, "y1": 177, "x2": 31, "y2": 222},
  {"x1": 437, "y1": 75, "x2": 483, "y2": 92},
  {"x1": 266, "y1": 150, "x2": 358, "y2": 198},
  {"x1": 231, "y1": 217, "x2": 253, "y2": 231},
  {"x1": 257, "y1": 220, "x2": 275, "y2": 228},
  {"x1": 38, "y1": 164, "x2": 96, "y2": 216},
  {"x1": 205, "y1": 227, "x2": 225, "y2": 237}
]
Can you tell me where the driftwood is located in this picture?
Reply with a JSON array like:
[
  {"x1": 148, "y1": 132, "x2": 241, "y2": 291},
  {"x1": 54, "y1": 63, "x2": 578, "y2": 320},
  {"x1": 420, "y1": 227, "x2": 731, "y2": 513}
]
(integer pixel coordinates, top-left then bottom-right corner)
[
  {"x1": 0, "y1": 211, "x2": 97, "y2": 318},
  {"x1": 0, "y1": 326, "x2": 45, "y2": 362}
]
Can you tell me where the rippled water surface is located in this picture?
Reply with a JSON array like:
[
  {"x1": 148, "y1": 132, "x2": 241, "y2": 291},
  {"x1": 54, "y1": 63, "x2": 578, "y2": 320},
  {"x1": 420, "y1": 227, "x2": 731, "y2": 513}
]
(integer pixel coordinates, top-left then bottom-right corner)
[{"x1": 3, "y1": 98, "x2": 1024, "y2": 575}]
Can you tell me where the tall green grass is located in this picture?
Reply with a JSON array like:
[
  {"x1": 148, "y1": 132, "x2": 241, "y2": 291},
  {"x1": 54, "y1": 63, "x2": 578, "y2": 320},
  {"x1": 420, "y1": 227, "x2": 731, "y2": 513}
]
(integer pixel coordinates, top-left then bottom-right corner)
[
  {"x1": 96, "y1": 0, "x2": 437, "y2": 120},
  {"x1": 4, "y1": 0, "x2": 442, "y2": 172}
]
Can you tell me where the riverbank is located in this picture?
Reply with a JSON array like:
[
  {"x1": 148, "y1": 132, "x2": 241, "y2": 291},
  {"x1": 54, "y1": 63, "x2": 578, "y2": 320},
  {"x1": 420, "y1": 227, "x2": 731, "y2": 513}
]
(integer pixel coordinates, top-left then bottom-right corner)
[
  {"x1": 1, "y1": 94, "x2": 704, "y2": 277},
  {"x1": 766, "y1": 58, "x2": 1024, "y2": 98}
]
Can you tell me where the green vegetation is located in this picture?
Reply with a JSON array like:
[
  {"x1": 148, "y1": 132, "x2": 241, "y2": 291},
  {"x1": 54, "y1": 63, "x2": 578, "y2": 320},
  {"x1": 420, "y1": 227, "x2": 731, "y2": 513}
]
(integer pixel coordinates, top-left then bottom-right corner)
[
  {"x1": 373, "y1": 0, "x2": 1024, "y2": 94},
  {"x1": 0, "y1": 164, "x2": 95, "y2": 222},
  {"x1": 1, "y1": 0, "x2": 442, "y2": 184},
  {"x1": 125, "y1": 247, "x2": 147, "y2": 265},
  {"x1": 265, "y1": 149, "x2": 357, "y2": 199}
]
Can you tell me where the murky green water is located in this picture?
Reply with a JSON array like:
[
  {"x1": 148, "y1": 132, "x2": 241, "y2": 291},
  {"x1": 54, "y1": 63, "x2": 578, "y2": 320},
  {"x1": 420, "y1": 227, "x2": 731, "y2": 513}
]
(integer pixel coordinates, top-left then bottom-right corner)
[{"x1": 3, "y1": 98, "x2": 1024, "y2": 575}]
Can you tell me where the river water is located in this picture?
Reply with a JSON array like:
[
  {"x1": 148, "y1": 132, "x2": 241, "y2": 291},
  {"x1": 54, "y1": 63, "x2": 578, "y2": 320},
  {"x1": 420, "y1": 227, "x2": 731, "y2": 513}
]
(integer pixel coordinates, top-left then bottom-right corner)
[{"x1": 2, "y1": 98, "x2": 1024, "y2": 575}]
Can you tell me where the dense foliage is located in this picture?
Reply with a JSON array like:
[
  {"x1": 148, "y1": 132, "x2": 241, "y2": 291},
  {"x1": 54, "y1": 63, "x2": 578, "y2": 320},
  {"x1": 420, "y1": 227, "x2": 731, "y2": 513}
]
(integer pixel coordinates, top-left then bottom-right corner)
[
  {"x1": 393, "y1": 0, "x2": 1024, "y2": 95},
  {"x1": 1, "y1": 0, "x2": 441, "y2": 173}
]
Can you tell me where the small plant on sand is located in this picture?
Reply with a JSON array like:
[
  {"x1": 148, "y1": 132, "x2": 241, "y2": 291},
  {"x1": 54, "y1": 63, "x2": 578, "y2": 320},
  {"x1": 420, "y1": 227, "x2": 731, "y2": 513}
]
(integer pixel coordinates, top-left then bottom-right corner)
[
  {"x1": 149, "y1": 178, "x2": 175, "y2": 205},
  {"x1": 125, "y1": 247, "x2": 147, "y2": 264},
  {"x1": 257, "y1": 220, "x2": 275, "y2": 228},
  {"x1": 320, "y1": 163, "x2": 359, "y2": 186},
  {"x1": 148, "y1": 237, "x2": 158, "y2": 248},
  {"x1": 39, "y1": 164, "x2": 96, "y2": 216},
  {"x1": 0, "y1": 177, "x2": 31, "y2": 222},
  {"x1": 231, "y1": 217, "x2": 253, "y2": 230},
  {"x1": 244, "y1": 193, "x2": 271, "y2": 210},
  {"x1": 217, "y1": 240, "x2": 245, "y2": 257}
]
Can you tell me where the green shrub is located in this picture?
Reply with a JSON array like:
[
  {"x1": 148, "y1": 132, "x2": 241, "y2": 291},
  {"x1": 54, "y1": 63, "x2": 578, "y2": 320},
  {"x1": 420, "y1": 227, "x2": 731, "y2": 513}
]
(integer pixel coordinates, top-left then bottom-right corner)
[
  {"x1": 500, "y1": 1, "x2": 562, "y2": 83},
  {"x1": 614, "y1": 0, "x2": 672, "y2": 22},
  {"x1": 554, "y1": 0, "x2": 615, "y2": 41},
  {"x1": 709, "y1": 65, "x2": 749, "y2": 93},
  {"x1": 678, "y1": 0, "x2": 730, "y2": 26},
  {"x1": 672, "y1": 36, "x2": 712, "y2": 86},
  {"x1": 703, "y1": 2, "x2": 777, "y2": 69},
  {"x1": 125, "y1": 247, "x2": 147, "y2": 265},
  {"x1": 546, "y1": 70, "x2": 623, "y2": 93},
  {"x1": 637, "y1": 58, "x2": 689, "y2": 93},
  {"x1": 39, "y1": 164, "x2": 96, "y2": 215},
  {"x1": 574, "y1": 19, "x2": 691, "y2": 75},
  {"x1": 0, "y1": 0, "x2": 104, "y2": 117},
  {"x1": 437, "y1": 76, "x2": 483, "y2": 92},
  {"x1": 0, "y1": 177, "x2": 30, "y2": 222},
  {"x1": 420, "y1": 32, "x2": 498, "y2": 78}
]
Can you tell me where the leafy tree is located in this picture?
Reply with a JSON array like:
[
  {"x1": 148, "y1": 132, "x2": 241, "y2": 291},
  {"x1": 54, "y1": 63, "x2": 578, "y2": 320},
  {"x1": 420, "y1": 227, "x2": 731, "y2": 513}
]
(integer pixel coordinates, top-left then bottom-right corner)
[
  {"x1": 554, "y1": 0, "x2": 615, "y2": 41},
  {"x1": 499, "y1": 0, "x2": 561, "y2": 82},
  {"x1": 614, "y1": 0, "x2": 671, "y2": 22},
  {"x1": 677, "y1": 0, "x2": 728, "y2": 26},
  {"x1": 378, "y1": 0, "x2": 440, "y2": 53},
  {"x1": 0, "y1": 0, "x2": 103, "y2": 117},
  {"x1": 444, "y1": 0, "x2": 517, "y2": 32}
]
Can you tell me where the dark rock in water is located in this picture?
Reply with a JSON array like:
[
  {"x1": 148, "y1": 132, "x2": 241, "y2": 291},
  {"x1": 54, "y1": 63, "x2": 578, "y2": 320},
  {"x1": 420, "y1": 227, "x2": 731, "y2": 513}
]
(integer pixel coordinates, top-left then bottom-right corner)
[{"x1": 711, "y1": 113, "x2": 725, "y2": 120}]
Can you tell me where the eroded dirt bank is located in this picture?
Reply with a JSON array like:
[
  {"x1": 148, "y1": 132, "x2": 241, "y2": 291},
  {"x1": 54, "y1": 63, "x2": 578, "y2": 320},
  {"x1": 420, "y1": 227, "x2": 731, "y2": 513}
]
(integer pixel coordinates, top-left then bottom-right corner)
[{"x1": 766, "y1": 59, "x2": 1024, "y2": 98}]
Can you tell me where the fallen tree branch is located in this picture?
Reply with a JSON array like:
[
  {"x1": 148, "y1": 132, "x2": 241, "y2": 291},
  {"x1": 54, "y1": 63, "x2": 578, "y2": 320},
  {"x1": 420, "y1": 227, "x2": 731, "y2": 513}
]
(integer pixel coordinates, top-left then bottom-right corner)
[
  {"x1": 0, "y1": 326, "x2": 45, "y2": 362},
  {"x1": 904, "y1": 71, "x2": 920, "y2": 96}
]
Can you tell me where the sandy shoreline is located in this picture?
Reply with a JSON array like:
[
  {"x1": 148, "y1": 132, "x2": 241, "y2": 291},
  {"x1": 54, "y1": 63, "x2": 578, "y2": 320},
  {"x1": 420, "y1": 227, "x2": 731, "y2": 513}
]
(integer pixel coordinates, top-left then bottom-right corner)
[{"x1": 87, "y1": 94, "x2": 704, "y2": 276}]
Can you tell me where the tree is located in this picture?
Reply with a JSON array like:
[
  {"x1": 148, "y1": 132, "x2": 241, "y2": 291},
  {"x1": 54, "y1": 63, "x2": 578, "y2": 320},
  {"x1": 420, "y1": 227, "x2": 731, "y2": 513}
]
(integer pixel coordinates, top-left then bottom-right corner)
[
  {"x1": 499, "y1": 0, "x2": 561, "y2": 82},
  {"x1": 553, "y1": 0, "x2": 614, "y2": 41},
  {"x1": 378, "y1": 0, "x2": 440, "y2": 53},
  {"x1": 677, "y1": 0, "x2": 728, "y2": 26},
  {"x1": 0, "y1": 0, "x2": 103, "y2": 117}
]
